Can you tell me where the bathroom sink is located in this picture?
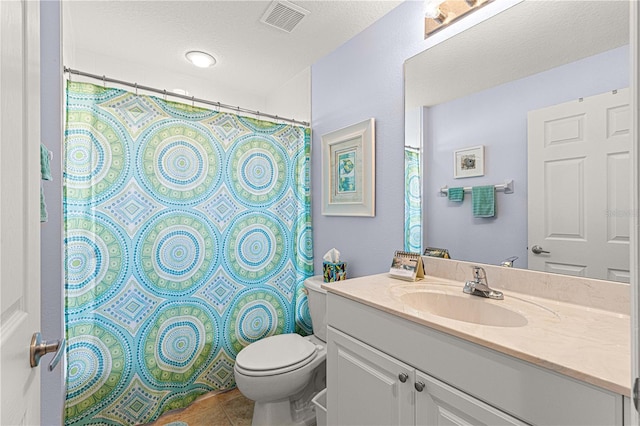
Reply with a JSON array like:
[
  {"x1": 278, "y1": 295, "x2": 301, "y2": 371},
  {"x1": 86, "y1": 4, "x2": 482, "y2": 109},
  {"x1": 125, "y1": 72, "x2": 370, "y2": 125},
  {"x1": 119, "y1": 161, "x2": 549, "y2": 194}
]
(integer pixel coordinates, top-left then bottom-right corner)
[
  {"x1": 391, "y1": 284, "x2": 558, "y2": 328},
  {"x1": 399, "y1": 291, "x2": 527, "y2": 327}
]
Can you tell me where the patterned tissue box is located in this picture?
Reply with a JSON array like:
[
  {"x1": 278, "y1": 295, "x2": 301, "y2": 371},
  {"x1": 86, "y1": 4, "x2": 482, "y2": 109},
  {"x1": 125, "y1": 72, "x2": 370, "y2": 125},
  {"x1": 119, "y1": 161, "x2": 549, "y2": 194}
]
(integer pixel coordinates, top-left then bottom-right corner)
[{"x1": 323, "y1": 261, "x2": 347, "y2": 283}]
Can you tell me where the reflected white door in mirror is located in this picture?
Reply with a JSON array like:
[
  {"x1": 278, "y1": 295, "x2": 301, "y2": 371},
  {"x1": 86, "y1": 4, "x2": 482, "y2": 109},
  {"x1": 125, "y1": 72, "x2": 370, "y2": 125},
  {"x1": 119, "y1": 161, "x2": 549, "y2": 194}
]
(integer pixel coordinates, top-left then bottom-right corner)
[{"x1": 528, "y1": 89, "x2": 630, "y2": 282}]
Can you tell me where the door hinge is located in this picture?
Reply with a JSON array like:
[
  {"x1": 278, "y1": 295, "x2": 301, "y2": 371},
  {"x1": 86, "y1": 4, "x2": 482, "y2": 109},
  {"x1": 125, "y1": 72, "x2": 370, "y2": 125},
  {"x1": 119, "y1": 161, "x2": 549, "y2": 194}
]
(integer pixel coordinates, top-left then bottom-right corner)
[{"x1": 634, "y1": 377, "x2": 640, "y2": 412}]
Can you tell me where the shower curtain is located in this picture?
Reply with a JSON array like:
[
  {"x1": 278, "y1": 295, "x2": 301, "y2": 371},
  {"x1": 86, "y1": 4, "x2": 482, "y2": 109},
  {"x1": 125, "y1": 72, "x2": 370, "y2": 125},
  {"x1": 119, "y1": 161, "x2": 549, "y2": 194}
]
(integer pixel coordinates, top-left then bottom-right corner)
[
  {"x1": 404, "y1": 147, "x2": 422, "y2": 253},
  {"x1": 63, "y1": 81, "x2": 313, "y2": 425}
]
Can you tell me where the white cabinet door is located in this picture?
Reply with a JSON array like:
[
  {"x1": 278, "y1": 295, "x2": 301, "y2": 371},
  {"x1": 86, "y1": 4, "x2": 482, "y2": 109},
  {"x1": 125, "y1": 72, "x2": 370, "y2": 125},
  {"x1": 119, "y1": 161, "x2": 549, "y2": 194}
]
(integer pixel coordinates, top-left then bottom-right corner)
[
  {"x1": 327, "y1": 327, "x2": 415, "y2": 426},
  {"x1": 415, "y1": 371, "x2": 526, "y2": 426}
]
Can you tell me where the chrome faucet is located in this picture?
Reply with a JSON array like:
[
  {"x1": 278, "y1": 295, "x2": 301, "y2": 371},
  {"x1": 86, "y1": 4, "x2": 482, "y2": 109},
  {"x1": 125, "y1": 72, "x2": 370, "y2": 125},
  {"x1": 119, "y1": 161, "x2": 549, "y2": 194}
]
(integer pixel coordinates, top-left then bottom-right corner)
[
  {"x1": 500, "y1": 256, "x2": 518, "y2": 267},
  {"x1": 463, "y1": 266, "x2": 504, "y2": 300}
]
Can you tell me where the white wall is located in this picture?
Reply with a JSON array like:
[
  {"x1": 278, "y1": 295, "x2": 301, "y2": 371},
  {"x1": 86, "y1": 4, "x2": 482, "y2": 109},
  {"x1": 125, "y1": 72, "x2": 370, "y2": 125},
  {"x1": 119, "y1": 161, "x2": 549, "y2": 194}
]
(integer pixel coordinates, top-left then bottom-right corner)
[{"x1": 265, "y1": 66, "x2": 311, "y2": 123}]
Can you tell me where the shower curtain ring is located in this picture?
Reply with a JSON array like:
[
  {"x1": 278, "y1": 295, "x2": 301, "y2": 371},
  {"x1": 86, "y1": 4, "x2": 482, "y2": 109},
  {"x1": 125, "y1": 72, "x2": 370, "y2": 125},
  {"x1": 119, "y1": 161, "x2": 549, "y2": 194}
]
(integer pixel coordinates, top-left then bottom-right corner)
[
  {"x1": 163, "y1": 89, "x2": 167, "y2": 101},
  {"x1": 134, "y1": 83, "x2": 138, "y2": 95},
  {"x1": 192, "y1": 96, "x2": 195, "y2": 107},
  {"x1": 102, "y1": 75, "x2": 106, "y2": 88}
]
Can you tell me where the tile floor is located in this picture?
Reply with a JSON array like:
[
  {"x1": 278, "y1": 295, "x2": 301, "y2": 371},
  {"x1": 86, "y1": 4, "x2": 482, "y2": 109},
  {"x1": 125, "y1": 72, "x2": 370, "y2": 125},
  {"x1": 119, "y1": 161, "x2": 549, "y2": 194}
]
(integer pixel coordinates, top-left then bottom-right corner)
[{"x1": 148, "y1": 388, "x2": 254, "y2": 426}]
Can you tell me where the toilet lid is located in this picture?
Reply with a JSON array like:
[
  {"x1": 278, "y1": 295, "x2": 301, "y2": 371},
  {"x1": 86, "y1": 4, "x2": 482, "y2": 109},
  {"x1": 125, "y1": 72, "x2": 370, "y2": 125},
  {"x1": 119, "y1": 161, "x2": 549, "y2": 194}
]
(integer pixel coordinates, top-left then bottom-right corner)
[{"x1": 235, "y1": 333, "x2": 317, "y2": 372}]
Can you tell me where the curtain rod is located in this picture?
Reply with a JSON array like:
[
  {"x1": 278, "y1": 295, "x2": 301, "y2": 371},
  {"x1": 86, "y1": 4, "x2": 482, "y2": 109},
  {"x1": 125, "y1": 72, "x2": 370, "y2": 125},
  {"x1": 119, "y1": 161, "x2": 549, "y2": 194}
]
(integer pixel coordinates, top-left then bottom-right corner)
[{"x1": 63, "y1": 66, "x2": 310, "y2": 127}]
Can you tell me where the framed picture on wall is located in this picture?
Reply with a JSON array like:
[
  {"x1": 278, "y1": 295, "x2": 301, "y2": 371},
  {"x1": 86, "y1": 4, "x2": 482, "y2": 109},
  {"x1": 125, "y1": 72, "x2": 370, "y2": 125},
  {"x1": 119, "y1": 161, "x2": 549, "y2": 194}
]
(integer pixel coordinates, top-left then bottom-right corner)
[
  {"x1": 453, "y1": 145, "x2": 484, "y2": 178},
  {"x1": 321, "y1": 118, "x2": 375, "y2": 216}
]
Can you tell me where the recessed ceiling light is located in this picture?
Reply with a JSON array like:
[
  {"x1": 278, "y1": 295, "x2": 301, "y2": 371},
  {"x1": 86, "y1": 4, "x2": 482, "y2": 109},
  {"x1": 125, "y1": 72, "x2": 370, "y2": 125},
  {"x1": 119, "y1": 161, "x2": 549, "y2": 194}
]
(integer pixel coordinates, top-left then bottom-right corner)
[{"x1": 185, "y1": 51, "x2": 216, "y2": 68}]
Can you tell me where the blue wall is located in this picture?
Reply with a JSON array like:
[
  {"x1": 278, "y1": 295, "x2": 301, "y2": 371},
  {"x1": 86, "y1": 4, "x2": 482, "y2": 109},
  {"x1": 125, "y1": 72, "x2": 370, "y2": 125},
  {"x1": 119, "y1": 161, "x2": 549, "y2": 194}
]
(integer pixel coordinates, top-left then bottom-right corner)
[
  {"x1": 41, "y1": 1, "x2": 65, "y2": 424},
  {"x1": 425, "y1": 46, "x2": 629, "y2": 267},
  {"x1": 311, "y1": 1, "x2": 428, "y2": 277}
]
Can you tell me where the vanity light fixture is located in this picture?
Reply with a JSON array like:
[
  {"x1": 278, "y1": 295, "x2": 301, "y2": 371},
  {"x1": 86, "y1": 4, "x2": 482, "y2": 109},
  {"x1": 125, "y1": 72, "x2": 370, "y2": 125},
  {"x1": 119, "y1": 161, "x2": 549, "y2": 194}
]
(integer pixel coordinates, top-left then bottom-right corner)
[
  {"x1": 425, "y1": 0, "x2": 492, "y2": 38},
  {"x1": 425, "y1": 0, "x2": 447, "y2": 24},
  {"x1": 185, "y1": 50, "x2": 217, "y2": 68}
]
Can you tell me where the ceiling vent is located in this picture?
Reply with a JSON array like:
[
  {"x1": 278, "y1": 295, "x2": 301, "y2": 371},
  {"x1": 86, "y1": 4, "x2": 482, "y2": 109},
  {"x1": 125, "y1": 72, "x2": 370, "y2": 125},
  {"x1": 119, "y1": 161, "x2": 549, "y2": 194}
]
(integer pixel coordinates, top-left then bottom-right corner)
[{"x1": 260, "y1": 1, "x2": 309, "y2": 33}]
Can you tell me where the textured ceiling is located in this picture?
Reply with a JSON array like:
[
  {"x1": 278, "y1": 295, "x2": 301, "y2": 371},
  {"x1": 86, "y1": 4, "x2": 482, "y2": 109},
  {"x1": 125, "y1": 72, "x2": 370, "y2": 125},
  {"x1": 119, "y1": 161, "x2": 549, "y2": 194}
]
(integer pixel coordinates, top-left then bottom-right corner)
[
  {"x1": 405, "y1": 0, "x2": 630, "y2": 108},
  {"x1": 63, "y1": 0, "x2": 403, "y2": 99}
]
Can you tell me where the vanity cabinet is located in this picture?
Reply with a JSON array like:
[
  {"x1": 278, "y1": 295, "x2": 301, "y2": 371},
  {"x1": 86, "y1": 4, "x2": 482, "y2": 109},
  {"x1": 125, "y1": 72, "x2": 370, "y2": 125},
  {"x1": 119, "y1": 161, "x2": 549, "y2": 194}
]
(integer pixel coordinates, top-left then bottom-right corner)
[
  {"x1": 329, "y1": 327, "x2": 525, "y2": 426},
  {"x1": 328, "y1": 328, "x2": 414, "y2": 425},
  {"x1": 415, "y1": 370, "x2": 525, "y2": 426},
  {"x1": 326, "y1": 293, "x2": 625, "y2": 426}
]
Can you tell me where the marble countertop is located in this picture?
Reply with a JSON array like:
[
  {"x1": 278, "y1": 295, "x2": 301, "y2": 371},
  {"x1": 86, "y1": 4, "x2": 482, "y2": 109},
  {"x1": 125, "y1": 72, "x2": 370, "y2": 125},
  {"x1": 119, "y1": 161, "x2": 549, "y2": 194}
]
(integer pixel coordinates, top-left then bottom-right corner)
[{"x1": 322, "y1": 273, "x2": 630, "y2": 396}]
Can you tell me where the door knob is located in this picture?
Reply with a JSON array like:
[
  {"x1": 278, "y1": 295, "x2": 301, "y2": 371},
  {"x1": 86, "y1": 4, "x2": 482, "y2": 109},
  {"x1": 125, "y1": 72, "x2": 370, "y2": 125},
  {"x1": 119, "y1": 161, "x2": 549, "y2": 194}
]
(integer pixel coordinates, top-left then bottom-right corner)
[
  {"x1": 414, "y1": 381, "x2": 425, "y2": 392},
  {"x1": 398, "y1": 372, "x2": 408, "y2": 383},
  {"x1": 531, "y1": 245, "x2": 550, "y2": 255},
  {"x1": 30, "y1": 332, "x2": 66, "y2": 371}
]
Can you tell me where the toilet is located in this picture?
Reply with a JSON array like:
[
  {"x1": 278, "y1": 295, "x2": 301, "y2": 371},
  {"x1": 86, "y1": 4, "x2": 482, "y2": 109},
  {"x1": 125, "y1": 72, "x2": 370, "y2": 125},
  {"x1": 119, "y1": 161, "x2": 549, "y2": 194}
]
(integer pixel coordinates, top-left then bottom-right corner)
[{"x1": 234, "y1": 276, "x2": 327, "y2": 426}]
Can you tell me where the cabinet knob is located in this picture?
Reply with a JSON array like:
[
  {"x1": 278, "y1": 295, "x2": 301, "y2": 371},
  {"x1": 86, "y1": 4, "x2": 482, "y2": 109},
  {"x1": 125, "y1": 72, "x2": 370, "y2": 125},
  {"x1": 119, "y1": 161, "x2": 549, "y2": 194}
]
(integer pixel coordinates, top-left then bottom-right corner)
[
  {"x1": 398, "y1": 372, "x2": 408, "y2": 383},
  {"x1": 414, "y1": 381, "x2": 425, "y2": 392}
]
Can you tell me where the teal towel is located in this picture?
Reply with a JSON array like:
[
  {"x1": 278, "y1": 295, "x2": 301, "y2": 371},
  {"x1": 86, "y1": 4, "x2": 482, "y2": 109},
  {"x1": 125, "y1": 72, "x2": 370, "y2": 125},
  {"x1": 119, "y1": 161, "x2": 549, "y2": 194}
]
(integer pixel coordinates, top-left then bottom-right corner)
[
  {"x1": 472, "y1": 185, "x2": 495, "y2": 217},
  {"x1": 40, "y1": 144, "x2": 52, "y2": 181},
  {"x1": 40, "y1": 186, "x2": 48, "y2": 222},
  {"x1": 448, "y1": 187, "x2": 464, "y2": 202},
  {"x1": 40, "y1": 144, "x2": 51, "y2": 222}
]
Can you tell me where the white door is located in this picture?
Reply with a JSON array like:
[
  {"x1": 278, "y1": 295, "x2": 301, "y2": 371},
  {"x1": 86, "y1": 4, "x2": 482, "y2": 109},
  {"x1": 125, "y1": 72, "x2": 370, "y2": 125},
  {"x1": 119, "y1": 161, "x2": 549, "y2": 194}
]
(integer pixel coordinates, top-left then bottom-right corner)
[
  {"x1": 327, "y1": 328, "x2": 415, "y2": 426},
  {"x1": 528, "y1": 89, "x2": 630, "y2": 281},
  {"x1": 414, "y1": 371, "x2": 526, "y2": 426},
  {"x1": 0, "y1": 0, "x2": 42, "y2": 424}
]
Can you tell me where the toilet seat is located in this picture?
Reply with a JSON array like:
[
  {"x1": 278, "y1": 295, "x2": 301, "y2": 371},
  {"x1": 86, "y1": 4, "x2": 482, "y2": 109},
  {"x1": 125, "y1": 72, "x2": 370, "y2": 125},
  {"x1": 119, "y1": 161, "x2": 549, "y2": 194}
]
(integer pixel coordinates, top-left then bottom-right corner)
[{"x1": 235, "y1": 333, "x2": 318, "y2": 377}]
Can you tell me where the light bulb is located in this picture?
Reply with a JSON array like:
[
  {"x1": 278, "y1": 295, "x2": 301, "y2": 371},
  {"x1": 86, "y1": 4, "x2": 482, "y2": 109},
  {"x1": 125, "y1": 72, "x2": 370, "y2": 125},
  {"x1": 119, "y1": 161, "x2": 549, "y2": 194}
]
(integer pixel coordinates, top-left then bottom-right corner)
[
  {"x1": 425, "y1": 0, "x2": 447, "y2": 23},
  {"x1": 424, "y1": 1, "x2": 443, "y2": 18},
  {"x1": 185, "y1": 51, "x2": 216, "y2": 68}
]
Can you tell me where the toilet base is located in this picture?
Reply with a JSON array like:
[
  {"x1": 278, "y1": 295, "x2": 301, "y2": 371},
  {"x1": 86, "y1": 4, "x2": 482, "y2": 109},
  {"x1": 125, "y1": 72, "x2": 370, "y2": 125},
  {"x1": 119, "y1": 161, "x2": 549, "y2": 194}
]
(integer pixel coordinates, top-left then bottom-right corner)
[
  {"x1": 250, "y1": 365, "x2": 325, "y2": 426},
  {"x1": 251, "y1": 398, "x2": 316, "y2": 426}
]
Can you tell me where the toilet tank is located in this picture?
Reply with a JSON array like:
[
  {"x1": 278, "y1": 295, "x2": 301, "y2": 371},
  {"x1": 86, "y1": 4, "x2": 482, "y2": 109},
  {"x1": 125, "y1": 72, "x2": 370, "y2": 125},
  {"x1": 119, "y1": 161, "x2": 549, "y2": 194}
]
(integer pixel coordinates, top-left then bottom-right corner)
[{"x1": 303, "y1": 276, "x2": 327, "y2": 342}]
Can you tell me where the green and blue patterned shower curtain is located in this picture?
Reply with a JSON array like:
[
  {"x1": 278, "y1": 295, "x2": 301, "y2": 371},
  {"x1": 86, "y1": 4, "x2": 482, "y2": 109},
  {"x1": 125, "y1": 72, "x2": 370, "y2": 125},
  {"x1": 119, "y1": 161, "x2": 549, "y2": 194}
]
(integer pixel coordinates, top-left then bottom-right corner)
[
  {"x1": 404, "y1": 147, "x2": 422, "y2": 253},
  {"x1": 63, "y1": 81, "x2": 313, "y2": 425}
]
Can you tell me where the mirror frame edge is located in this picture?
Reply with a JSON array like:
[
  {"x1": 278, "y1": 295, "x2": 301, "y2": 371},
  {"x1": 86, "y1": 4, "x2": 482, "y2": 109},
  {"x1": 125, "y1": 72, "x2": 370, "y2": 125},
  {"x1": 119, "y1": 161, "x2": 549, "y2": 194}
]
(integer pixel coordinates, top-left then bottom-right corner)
[{"x1": 630, "y1": 0, "x2": 639, "y2": 422}]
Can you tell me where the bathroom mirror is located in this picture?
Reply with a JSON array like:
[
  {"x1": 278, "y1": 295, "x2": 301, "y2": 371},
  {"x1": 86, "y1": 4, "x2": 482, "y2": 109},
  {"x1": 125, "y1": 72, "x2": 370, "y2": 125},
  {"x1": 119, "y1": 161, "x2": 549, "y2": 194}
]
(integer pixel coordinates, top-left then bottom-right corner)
[{"x1": 404, "y1": 0, "x2": 631, "y2": 281}]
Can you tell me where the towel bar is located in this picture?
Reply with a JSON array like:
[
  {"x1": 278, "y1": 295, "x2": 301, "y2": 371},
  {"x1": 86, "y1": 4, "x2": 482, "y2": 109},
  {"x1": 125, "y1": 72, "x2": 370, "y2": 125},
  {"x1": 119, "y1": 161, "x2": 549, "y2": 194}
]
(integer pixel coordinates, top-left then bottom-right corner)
[{"x1": 439, "y1": 180, "x2": 513, "y2": 196}]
